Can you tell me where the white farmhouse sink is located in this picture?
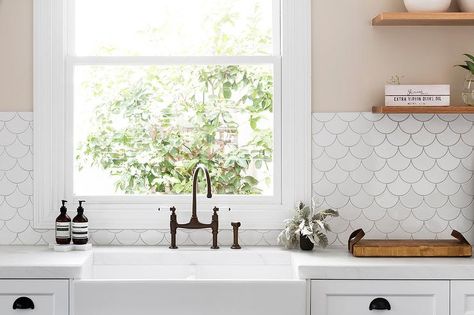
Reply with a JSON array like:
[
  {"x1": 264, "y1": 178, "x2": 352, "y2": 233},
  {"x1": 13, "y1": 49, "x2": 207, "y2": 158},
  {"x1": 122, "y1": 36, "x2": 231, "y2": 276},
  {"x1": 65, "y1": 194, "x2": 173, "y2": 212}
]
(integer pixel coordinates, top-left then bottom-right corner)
[{"x1": 73, "y1": 247, "x2": 306, "y2": 315}]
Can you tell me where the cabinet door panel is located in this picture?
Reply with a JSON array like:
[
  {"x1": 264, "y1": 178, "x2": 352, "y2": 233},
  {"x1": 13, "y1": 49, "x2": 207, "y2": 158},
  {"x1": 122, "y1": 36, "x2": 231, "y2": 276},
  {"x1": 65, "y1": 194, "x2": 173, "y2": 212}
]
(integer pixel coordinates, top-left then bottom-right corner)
[
  {"x1": 311, "y1": 280, "x2": 449, "y2": 315},
  {"x1": 452, "y1": 280, "x2": 474, "y2": 315}
]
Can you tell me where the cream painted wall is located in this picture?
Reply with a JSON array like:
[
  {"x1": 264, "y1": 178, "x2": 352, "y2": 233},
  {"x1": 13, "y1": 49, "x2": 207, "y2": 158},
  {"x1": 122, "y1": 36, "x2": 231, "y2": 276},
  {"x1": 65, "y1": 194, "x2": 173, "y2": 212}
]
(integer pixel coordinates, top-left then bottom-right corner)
[
  {"x1": 0, "y1": 0, "x2": 473, "y2": 112},
  {"x1": 313, "y1": 0, "x2": 474, "y2": 112},
  {"x1": 0, "y1": 0, "x2": 32, "y2": 111}
]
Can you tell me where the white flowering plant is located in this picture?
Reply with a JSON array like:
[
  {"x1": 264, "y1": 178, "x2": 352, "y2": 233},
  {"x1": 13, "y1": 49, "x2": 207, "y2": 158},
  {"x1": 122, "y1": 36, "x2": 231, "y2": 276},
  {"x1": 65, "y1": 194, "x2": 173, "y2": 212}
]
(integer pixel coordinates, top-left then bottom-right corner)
[{"x1": 278, "y1": 198, "x2": 338, "y2": 249}]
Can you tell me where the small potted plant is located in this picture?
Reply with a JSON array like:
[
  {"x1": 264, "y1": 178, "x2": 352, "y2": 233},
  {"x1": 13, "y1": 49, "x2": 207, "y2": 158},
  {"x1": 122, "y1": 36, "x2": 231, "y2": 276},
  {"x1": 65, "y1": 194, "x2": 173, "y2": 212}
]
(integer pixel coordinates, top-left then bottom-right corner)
[
  {"x1": 278, "y1": 199, "x2": 338, "y2": 251},
  {"x1": 456, "y1": 54, "x2": 474, "y2": 105}
]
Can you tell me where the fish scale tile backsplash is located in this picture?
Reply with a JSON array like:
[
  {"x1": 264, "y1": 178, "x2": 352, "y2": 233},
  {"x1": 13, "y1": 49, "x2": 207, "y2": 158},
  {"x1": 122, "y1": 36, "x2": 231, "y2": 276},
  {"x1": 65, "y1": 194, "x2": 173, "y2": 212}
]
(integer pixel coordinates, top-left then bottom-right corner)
[
  {"x1": 1, "y1": 112, "x2": 474, "y2": 246},
  {"x1": 313, "y1": 113, "x2": 474, "y2": 246}
]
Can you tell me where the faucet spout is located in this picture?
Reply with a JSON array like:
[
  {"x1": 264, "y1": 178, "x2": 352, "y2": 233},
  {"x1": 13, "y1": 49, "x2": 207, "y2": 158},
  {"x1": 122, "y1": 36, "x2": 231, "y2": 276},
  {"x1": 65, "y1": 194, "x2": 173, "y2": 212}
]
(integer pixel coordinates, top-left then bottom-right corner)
[
  {"x1": 192, "y1": 164, "x2": 212, "y2": 220},
  {"x1": 169, "y1": 164, "x2": 219, "y2": 249}
]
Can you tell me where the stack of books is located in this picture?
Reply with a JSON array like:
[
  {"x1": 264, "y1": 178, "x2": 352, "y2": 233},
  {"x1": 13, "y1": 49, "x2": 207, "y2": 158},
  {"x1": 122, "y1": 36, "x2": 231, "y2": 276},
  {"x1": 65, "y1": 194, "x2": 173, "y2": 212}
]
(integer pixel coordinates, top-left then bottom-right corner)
[{"x1": 385, "y1": 85, "x2": 450, "y2": 106}]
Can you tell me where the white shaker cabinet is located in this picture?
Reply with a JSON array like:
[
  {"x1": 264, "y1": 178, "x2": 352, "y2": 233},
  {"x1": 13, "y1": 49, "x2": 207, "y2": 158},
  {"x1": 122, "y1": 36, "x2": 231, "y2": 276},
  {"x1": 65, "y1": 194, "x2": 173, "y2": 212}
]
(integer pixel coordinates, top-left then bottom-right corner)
[
  {"x1": 0, "y1": 280, "x2": 68, "y2": 315},
  {"x1": 452, "y1": 281, "x2": 474, "y2": 315},
  {"x1": 311, "y1": 280, "x2": 449, "y2": 315}
]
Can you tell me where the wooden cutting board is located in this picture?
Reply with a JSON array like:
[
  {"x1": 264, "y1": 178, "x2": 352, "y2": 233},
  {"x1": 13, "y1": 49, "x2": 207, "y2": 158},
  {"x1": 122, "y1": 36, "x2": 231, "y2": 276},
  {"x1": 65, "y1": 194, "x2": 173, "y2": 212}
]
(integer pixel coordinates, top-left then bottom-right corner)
[{"x1": 348, "y1": 229, "x2": 472, "y2": 257}]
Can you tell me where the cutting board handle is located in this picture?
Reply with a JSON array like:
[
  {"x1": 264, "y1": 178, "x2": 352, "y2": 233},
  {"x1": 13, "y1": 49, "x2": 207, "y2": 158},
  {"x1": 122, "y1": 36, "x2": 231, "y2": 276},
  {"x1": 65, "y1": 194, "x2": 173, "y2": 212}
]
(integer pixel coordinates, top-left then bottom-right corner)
[
  {"x1": 348, "y1": 229, "x2": 365, "y2": 253},
  {"x1": 452, "y1": 230, "x2": 470, "y2": 245}
]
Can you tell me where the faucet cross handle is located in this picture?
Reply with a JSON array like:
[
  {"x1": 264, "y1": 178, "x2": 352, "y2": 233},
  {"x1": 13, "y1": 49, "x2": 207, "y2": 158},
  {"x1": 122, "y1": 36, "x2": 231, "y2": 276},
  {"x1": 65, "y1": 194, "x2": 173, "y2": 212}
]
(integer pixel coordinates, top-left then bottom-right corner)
[
  {"x1": 213, "y1": 206, "x2": 219, "y2": 214},
  {"x1": 170, "y1": 206, "x2": 176, "y2": 214}
]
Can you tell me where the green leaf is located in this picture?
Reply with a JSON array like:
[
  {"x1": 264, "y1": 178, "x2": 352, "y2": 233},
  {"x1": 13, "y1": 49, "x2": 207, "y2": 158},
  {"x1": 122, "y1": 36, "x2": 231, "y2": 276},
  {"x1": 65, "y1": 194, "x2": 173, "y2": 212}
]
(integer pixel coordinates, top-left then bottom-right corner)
[{"x1": 465, "y1": 54, "x2": 474, "y2": 62}]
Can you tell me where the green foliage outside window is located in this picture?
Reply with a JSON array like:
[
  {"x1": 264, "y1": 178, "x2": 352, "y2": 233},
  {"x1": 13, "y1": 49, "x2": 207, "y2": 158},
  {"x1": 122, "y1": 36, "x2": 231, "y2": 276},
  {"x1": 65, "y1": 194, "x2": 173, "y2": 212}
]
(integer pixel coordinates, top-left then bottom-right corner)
[{"x1": 76, "y1": 3, "x2": 274, "y2": 195}]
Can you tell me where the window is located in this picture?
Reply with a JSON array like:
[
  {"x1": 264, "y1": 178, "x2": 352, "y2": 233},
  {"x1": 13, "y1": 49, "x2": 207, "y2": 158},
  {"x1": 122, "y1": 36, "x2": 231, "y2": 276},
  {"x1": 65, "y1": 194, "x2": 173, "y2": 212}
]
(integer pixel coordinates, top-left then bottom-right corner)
[{"x1": 34, "y1": 0, "x2": 311, "y2": 230}]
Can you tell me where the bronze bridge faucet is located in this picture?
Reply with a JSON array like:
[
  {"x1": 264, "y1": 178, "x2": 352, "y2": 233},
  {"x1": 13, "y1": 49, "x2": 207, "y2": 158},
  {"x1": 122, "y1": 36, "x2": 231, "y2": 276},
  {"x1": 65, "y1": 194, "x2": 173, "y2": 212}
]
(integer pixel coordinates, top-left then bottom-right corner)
[{"x1": 169, "y1": 164, "x2": 219, "y2": 249}]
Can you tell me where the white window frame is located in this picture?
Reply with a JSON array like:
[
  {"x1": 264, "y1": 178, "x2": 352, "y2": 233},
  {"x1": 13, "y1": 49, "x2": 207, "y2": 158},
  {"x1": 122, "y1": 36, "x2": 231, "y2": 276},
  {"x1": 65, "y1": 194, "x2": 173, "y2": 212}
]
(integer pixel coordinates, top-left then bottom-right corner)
[{"x1": 33, "y1": 0, "x2": 311, "y2": 230}]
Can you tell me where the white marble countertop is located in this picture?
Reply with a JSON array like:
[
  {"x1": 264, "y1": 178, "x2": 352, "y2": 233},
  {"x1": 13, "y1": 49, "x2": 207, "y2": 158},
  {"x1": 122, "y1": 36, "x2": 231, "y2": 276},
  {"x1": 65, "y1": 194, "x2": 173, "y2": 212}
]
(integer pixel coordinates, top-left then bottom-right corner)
[
  {"x1": 293, "y1": 248, "x2": 474, "y2": 280},
  {"x1": 2, "y1": 246, "x2": 474, "y2": 280},
  {"x1": 0, "y1": 246, "x2": 92, "y2": 278}
]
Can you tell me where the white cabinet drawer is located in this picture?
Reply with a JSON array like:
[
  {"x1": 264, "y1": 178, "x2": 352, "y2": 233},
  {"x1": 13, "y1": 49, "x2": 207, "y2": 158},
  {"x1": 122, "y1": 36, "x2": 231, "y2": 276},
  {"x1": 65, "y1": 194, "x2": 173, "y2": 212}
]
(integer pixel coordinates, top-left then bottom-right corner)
[
  {"x1": 0, "y1": 280, "x2": 68, "y2": 315},
  {"x1": 311, "y1": 280, "x2": 449, "y2": 315}
]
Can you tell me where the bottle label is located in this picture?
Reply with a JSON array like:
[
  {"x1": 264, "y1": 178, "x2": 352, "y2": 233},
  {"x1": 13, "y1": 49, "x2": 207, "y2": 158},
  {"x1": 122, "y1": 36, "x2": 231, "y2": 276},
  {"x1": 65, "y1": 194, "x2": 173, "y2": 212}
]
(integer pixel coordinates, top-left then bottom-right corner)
[
  {"x1": 72, "y1": 222, "x2": 88, "y2": 239},
  {"x1": 56, "y1": 222, "x2": 71, "y2": 239}
]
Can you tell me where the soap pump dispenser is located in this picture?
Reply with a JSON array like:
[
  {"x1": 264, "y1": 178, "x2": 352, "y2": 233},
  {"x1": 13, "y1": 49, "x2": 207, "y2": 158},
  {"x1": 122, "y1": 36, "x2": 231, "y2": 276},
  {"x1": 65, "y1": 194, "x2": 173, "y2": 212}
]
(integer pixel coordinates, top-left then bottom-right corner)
[
  {"x1": 55, "y1": 200, "x2": 71, "y2": 245},
  {"x1": 72, "y1": 200, "x2": 88, "y2": 245}
]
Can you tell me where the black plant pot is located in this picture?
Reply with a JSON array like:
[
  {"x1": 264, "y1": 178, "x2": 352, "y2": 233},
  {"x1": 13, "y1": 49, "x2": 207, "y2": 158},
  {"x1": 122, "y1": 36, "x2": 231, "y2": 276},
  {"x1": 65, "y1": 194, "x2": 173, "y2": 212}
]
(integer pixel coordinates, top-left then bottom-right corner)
[{"x1": 300, "y1": 234, "x2": 314, "y2": 251}]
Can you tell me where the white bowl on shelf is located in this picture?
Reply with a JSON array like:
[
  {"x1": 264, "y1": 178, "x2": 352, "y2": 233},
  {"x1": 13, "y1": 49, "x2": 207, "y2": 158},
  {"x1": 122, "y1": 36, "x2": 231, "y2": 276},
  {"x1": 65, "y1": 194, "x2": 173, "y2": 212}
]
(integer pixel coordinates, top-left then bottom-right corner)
[
  {"x1": 458, "y1": 0, "x2": 474, "y2": 12},
  {"x1": 403, "y1": 0, "x2": 452, "y2": 12}
]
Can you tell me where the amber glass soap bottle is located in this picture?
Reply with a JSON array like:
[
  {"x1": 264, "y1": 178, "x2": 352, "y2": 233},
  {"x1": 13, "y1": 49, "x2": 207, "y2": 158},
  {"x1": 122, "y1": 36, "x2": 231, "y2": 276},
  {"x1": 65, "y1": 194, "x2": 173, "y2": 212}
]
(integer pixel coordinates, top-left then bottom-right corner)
[
  {"x1": 72, "y1": 200, "x2": 89, "y2": 245},
  {"x1": 55, "y1": 200, "x2": 71, "y2": 245}
]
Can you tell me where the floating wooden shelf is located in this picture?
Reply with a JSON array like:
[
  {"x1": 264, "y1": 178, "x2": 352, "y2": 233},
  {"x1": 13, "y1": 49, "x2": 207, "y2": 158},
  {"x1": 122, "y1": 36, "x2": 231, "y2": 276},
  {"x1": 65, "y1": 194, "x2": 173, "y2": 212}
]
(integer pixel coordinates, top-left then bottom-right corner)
[
  {"x1": 372, "y1": 12, "x2": 474, "y2": 26},
  {"x1": 372, "y1": 105, "x2": 474, "y2": 114}
]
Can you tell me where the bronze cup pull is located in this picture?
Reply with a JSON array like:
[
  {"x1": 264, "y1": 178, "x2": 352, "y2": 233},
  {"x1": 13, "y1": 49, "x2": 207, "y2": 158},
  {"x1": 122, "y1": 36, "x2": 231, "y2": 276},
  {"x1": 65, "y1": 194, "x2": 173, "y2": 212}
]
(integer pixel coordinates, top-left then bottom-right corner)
[{"x1": 231, "y1": 222, "x2": 241, "y2": 249}]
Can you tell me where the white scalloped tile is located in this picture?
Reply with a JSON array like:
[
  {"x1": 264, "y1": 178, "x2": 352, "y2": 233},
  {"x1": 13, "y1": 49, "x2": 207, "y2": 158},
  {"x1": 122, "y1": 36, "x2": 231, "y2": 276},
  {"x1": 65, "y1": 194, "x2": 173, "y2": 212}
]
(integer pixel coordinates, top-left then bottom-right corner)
[
  {"x1": 350, "y1": 190, "x2": 374, "y2": 209},
  {"x1": 337, "y1": 128, "x2": 361, "y2": 147},
  {"x1": 424, "y1": 190, "x2": 449, "y2": 209},
  {"x1": 350, "y1": 165, "x2": 373, "y2": 184},
  {"x1": 325, "y1": 143, "x2": 349, "y2": 160},
  {"x1": 374, "y1": 164, "x2": 398, "y2": 184},
  {"x1": 461, "y1": 127, "x2": 474, "y2": 146},
  {"x1": 399, "y1": 118, "x2": 423, "y2": 134},
  {"x1": 17, "y1": 225, "x2": 42, "y2": 245},
  {"x1": 314, "y1": 128, "x2": 337, "y2": 147},
  {"x1": 349, "y1": 117, "x2": 373, "y2": 134},
  {"x1": 337, "y1": 206, "x2": 362, "y2": 221},
  {"x1": 437, "y1": 176, "x2": 461, "y2": 196},
  {"x1": 336, "y1": 153, "x2": 361, "y2": 172},
  {"x1": 399, "y1": 214, "x2": 424, "y2": 234},
  {"x1": 362, "y1": 177, "x2": 387, "y2": 196},
  {"x1": 424, "y1": 116, "x2": 448, "y2": 134},
  {"x1": 386, "y1": 203, "x2": 412, "y2": 221},
  {"x1": 325, "y1": 167, "x2": 349, "y2": 185},
  {"x1": 0, "y1": 201, "x2": 18, "y2": 221},
  {"x1": 424, "y1": 140, "x2": 448, "y2": 159},
  {"x1": 362, "y1": 152, "x2": 386, "y2": 172},
  {"x1": 314, "y1": 152, "x2": 337, "y2": 172},
  {"x1": 387, "y1": 152, "x2": 411, "y2": 171},
  {"x1": 338, "y1": 177, "x2": 361, "y2": 197},
  {"x1": 424, "y1": 164, "x2": 448, "y2": 184},
  {"x1": 386, "y1": 128, "x2": 410, "y2": 146},
  {"x1": 412, "y1": 177, "x2": 436, "y2": 196},
  {"x1": 0, "y1": 152, "x2": 16, "y2": 171},
  {"x1": 374, "y1": 141, "x2": 398, "y2": 159},
  {"x1": 5, "y1": 165, "x2": 29, "y2": 184},
  {"x1": 449, "y1": 116, "x2": 472, "y2": 134},
  {"x1": 373, "y1": 115, "x2": 398, "y2": 134},
  {"x1": 5, "y1": 116, "x2": 30, "y2": 134},
  {"x1": 399, "y1": 139, "x2": 424, "y2": 159},
  {"x1": 374, "y1": 214, "x2": 399, "y2": 234},
  {"x1": 312, "y1": 116, "x2": 324, "y2": 134},
  {"x1": 362, "y1": 203, "x2": 386, "y2": 221},
  {"x1": 437, "y1": 202, "x2": 462, "y2": 221},
  {"x1": 374, "y1": 190, "x2": 399, "y2": 209},
  {"x1": 450, "y1": 141, "x2": 473, "y2": 159},
  {"x1": 399, "y1": 164, "x2": 423, "y2": 184},
  {"x1": 411, "y1": 228, "x2": 437, "y2": 239},
  {"x1": 0, "y1": 128, "x2": 17, "y2": 146},
  {"x1": 362, "y1": 129, "x2": 386, "y2": 147},
  {"x1": 412, "y1": 152, "x2": 436, "y2": 171},
  {"x1": 0, "y1": 225, "x2": 18, "y2": 244},
  {"x1": 387, "y1": 177, "x2": 411, "y2": 196},
  {"x1": 5, "y1": 143, "x2": 29, "y2": 160},
  {"x1": 449, "y1": 189, "x2": 473, "y2": 209},
  {"x1": 350, "y1": 140, "x2": 373, "y2": 159},
  {"x1": 324, "y1": 115, "x2": 348, "y2": 135}
]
